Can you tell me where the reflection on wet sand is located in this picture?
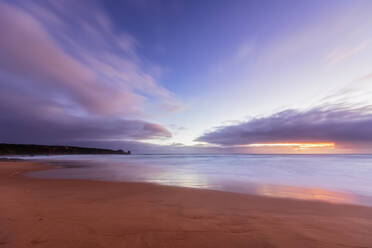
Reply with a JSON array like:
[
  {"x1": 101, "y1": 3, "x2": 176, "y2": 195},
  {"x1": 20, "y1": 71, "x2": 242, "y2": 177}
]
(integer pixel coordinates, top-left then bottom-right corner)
[
  {"x1": 254, "y1": 184, "x2": 357, "y2": 204},
  {"x1": 141, "y1": 168, "x2": 358, "y2": 205},
  {"x1": 27, "y1": 156, "x2": 371, "y2": 206},
  {"x1": 145, "y1": 170, "x2": 211, "y2": 189}
]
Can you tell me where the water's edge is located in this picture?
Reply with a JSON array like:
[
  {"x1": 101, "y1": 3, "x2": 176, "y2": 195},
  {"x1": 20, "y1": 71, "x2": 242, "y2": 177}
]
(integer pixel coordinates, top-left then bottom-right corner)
[{"x1": 20, "y1": 154, "x2": 372, "y2": 206}]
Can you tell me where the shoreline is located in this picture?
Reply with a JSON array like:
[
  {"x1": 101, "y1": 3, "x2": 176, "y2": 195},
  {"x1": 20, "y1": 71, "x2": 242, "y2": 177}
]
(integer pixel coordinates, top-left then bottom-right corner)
[
  {"x1": 25, "y1": 157, "x2": 372, "y2": 207},
  {"x1": 1, "y1": 160, "x2": 372, "y2": 247}
]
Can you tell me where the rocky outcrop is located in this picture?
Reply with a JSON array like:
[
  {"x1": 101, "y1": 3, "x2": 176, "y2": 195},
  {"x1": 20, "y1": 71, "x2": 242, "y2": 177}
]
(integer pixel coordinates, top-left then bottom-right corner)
[{"x1": 0, "y1": 143, "x2": 131, "y2": 155}]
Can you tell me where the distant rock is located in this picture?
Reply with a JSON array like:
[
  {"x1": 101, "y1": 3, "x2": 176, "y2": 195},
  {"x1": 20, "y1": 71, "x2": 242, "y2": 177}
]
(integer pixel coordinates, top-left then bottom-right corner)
[{"x1": 0, "y1": 143, "x2": 131, "y2": 155}]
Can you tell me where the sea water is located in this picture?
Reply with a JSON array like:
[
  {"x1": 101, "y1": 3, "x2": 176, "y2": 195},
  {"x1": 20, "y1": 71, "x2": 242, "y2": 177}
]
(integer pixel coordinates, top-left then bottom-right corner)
[{"x1": 14, "y1": 154, "x2": 372, "y2": 205}]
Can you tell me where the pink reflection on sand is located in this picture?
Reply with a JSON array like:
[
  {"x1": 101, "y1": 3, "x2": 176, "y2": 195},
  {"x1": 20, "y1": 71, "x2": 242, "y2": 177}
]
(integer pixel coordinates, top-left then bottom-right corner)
[{"x1": 255, "y1": 184, "x2": 357, "y2": 204}]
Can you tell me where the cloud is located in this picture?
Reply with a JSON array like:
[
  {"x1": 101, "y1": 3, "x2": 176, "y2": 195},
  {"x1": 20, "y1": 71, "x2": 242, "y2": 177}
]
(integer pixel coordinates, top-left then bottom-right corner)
[
  {"x1": 355, "y1": 73, "x2": 372, "y2": 82},
  {"x1": 0, "y1": 1, "x2": 174, "y2": 148},
  {"x1": 195, "y1": 104, "x2": 372, "y2": 147},
  {"x1": 0, "y1": 80, "x2": 171, "y2": 146},
  {"x1": 326, "y1": 39, "x2": 371, "y2": 65},
  {"x1": 0, "y1": 1, "x2": 183, "y2": 116}
]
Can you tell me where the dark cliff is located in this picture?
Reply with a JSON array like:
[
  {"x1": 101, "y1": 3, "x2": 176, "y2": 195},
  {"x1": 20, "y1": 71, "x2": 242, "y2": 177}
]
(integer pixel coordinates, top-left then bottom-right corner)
[{"x1": 0, "y1": 143, "x2": 131, "y2": 155}]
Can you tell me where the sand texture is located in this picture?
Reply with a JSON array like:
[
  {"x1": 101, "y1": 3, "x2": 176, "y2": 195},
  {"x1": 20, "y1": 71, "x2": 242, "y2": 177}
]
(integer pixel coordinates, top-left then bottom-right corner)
[{"x1": 1, "y1": 161, "x2": 372, "y2": 248}]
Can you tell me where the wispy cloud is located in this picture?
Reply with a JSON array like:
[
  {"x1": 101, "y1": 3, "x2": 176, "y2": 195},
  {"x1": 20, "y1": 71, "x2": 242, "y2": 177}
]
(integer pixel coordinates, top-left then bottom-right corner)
[
  {"x1": 0, "y1": 1, "x2": 176, "y2": 147},
  {"x1": 326, "y1": 39, "x2": 371, "y2": 65},
  {"x1": 0, "y1": 1, "x2": 183, "y2": 116},
  {"x1": 0, "y1": 77, "x2": 171, "y2": 146}
]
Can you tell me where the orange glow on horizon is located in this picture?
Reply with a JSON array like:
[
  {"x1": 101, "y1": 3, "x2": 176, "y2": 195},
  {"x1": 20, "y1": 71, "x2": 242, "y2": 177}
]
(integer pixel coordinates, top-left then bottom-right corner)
[{"x1": 247, "y1": 142, "x2": 335, "y2": 150}]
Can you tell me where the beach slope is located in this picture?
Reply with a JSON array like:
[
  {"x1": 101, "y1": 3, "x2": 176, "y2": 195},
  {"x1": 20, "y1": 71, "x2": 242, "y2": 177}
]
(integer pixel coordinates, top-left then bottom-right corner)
[{"x1": 1, "y1": 161, "x2": 372, "y2": 248}]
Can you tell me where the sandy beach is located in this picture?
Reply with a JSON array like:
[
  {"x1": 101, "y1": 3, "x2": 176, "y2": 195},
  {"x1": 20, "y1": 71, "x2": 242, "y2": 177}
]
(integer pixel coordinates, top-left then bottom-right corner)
[{"x1": 1, "y1": 161, "x2": 372, "y2": 248}]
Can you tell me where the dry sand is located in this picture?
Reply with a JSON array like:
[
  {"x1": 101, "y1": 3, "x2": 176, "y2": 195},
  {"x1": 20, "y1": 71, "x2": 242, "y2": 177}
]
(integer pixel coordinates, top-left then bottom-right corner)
[{"x1": 1, "y1": 160, "x2": 372, "y2": 248}]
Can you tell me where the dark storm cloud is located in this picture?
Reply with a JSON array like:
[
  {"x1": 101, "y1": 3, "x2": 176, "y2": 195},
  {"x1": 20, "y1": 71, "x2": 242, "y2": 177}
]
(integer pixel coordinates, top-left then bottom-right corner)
[{"x1": 195, "y1": 104, "x2": 372, "y2": 146}]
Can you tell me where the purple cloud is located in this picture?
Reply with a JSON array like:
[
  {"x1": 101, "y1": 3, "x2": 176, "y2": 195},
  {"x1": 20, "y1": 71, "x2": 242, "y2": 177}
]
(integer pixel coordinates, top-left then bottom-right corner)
[
  {"x1": 195, "y1": 104, "x2": 372, "y2": 147},
  {"x1": 0, "y1": 80, "x2": 171, "y2": 146},
  {"x1": 0, "y1": 1, "x2": 175, "y2": 149},
  {"x1": 0, "y1": 1, "x2": 183, "y2": 116}
]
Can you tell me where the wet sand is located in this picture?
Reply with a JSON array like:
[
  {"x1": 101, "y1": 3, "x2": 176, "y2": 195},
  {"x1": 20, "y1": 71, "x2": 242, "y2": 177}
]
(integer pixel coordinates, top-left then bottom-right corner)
[{"x1": 1, "y1": 161, "x2": 372, "y2": 248}]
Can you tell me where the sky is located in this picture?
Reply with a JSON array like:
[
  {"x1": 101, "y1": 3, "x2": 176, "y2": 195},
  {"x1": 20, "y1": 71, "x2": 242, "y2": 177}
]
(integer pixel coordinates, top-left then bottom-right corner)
[{"x1": 1, "y1": 0, "x2": 372, "y2": 154}]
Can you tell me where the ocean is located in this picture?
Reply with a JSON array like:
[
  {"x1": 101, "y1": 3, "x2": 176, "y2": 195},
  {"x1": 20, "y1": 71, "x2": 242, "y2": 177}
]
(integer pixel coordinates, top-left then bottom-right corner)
[{"x1": 14, "y1": 154, "x2": 372, "y2": 206}]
